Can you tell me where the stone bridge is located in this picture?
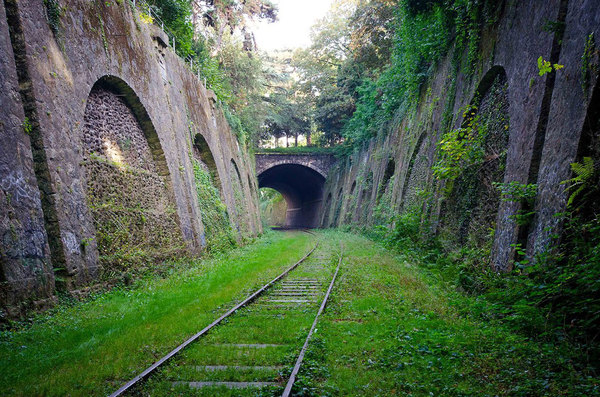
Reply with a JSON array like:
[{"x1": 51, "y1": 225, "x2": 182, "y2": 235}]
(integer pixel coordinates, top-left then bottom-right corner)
[{"x1": 255, "y1": 153, "x2": 337, "y2": 228}]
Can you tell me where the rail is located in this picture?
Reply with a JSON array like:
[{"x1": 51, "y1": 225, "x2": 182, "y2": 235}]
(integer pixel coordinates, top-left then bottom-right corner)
[
  {"x1": 281, "y1": 245, "x2": 342, "y2": 397},
  {"x1": 109, "y1": 230, "x2": 318, "y2": 396}
]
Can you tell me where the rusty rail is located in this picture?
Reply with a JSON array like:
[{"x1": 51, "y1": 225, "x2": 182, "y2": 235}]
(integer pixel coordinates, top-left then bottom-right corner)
[{"x1": 281, "y1": 245, "x2": 342, "y2": 397}]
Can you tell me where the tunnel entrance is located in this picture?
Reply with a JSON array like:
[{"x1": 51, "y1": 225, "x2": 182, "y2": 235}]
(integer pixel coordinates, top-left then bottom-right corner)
[{"x1": 257, "y1": 164, "x2": 325, "y2": 228}]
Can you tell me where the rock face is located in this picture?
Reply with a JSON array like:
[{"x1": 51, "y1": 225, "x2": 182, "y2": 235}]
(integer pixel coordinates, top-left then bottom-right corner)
[
  {"x1": 0, "y1": 0, "x2": 260, "y2": 316},
  {"x1": 318, "y1": 0, "x2": 600, "y2": 272}
]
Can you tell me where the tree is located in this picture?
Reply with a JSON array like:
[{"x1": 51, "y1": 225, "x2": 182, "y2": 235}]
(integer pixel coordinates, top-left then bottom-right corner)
[{"x1": 192, "y1": 0, "x2": 278, "y2": 53}]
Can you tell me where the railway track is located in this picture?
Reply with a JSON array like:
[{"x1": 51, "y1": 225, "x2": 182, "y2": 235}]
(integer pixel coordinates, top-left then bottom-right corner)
[{"x1": 110, "y1": 230, "x2": 341, "y2": 396}]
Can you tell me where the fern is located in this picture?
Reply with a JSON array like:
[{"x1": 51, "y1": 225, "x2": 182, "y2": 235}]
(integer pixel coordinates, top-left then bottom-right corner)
[{"x1": 562, "y1": 157, "x2": 596, "y2": 207}]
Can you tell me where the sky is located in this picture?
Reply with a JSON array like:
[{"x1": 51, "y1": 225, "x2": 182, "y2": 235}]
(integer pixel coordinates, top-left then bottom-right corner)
[{"x1": 251, "y1": 0, "x2": 335, "y2": 52}]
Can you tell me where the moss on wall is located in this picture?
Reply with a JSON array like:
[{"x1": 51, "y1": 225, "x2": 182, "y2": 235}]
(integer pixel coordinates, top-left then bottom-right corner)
[
  {"x1": 83, "y1": 87, "x2": 185, "y2": 277},
  {"x1": 191, "y1": 156, "x2": 235, "y2": 253}
]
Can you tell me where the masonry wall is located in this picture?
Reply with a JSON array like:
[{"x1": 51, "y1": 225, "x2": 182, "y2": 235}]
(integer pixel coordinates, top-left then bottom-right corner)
[
  {"x1": 0, "y1": 0, "x2": 261, "y2": 316},
  {"x1": 318, "y1": 0, "x2": 600, "y2": 271}
]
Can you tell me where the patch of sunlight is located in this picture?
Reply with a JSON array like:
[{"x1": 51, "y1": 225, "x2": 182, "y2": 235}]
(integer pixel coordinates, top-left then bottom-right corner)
[{"x1": 103, "y1": 138, "x2": 125, "y2": 168}]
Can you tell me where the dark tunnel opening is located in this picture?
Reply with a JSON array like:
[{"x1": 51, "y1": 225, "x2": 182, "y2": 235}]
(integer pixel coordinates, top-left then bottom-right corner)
[{"x1": 257, "y1": 164, "x2": 325, "y2": 228}]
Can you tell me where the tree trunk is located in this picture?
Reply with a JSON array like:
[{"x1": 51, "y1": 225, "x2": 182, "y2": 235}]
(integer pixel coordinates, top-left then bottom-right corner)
[
  {"x1": 307, "y1": 130, "x2": 312, "y2": 146},
  {"x1": 286, "y1": 134, "x2": 289, "y2": 147},
  {"x1": 294, "y1": 134, "x2": 298, "y2": 147}
]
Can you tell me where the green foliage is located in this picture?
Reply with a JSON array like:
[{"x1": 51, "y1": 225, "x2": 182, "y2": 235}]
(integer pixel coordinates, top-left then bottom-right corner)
[
  {"x1": 191, "y1": 157, "x2": 236, "y2": 253},
  {"x1": 21, "y1": 117, "x2": 33, "y2": 135},
  {"x1": 494, "y1": 181, "x2": 537, "y2": 226},
  {"x1": 190, "y1": 39, "x2": 232, "y2": 102},
  {"x1": 299, "y1": 231, "x2": 599, "y2": 396},
  {"x1": 43, "y1": 0, "x2": 62, "y2": 37},
  {"x1": 221, "y1": 103, "x2": 247, "y2": 144},
  {"x1": 144, "y1": 0, "x2": 194, "y2": 57},
  {"x1": 256, "y1": 146, "x2": 336, "y2": 155},
  {"x1": 368, "y1": 205, "x2": 600, "y2": 376},
  {"x1": 537, "y1": 55, "x2": 564, "y2": 76},
  {"x1": 494, "y1": 181, "x2": 538, "y2": 203},
  {"x1": 433, "y1": 105, "x2": 486, "y2": 182},
  {"x1": 581, "y1": 33, "x2": 599, "y2": 97},
  {"x1": 561, "y1": 157, "x2": 597, "y2": 207},
  {"x1": 335, "y1": 0, "x2": 493, "y2": 151}
]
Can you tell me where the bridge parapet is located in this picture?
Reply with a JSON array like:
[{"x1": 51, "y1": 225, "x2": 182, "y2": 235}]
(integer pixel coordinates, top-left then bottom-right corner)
[{"x1": 255, "y1": 153, "x2": 337, "y2": 178}]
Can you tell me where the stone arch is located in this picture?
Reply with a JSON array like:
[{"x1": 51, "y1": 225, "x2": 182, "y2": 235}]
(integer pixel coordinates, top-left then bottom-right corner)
[
  {"x1": 439, "y1": 66, "x2": 510, "y2": 246},
  {"x1": 229, "y1": 159, "x2": 248, "y2": 234},
  {"x1": 258, "y1": 159, "x2": 328, "y2": 179},
  {"x1": 190, "y1": 133, "x2": 231, "y2": 248},
  {"x1": 88, "y1": 75, "x2": 171, "y2": 178},
  {"x1": 193, "y1": 133, "x2": 222, "y2": 193},
  {"x1": 257, "y1": 164, "x2": 325, "y2": 228},
  {"x1": 82, "y1": 76, "x2": 184, "y2": 272},
  {"x1": 377, "y1": 158, "x2": 396, "y2": 204}
]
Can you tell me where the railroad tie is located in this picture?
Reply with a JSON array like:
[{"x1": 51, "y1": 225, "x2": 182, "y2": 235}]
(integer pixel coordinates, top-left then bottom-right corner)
[
  {"x1": 173, "y1": 381, "x2": 276, "y2": 389},
  {"x1": 194, "y1": 365, "x2": 283, "y2": 371}
]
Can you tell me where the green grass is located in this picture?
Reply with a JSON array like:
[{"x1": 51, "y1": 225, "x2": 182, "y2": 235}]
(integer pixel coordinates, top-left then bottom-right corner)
[
  {"x1": 294, "y1": 230, "x2": 599, "y2": 396},
  {"x1": 142, "y1": 239, "x2": 340, "y2": 396},
  {"x1": 1, "y1": 230, "x2": 597, "y2": 396},
  {"x1": 0, "y1": 230, "x2": 313, "y2": 396}
]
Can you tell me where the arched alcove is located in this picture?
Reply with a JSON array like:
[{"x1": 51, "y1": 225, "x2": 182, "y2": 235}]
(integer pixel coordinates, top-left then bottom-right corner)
[
  {"x1": 230, "y1": 159, "x2": 249, "y2": 234},
  {"x1": 82, "y1": 76, "x2": 184, "y2": 271},
  {"x1": 377, "y1": 158, "x2": 396, "y2": 204},
  {"x1": 257, "y1": 164, "x2": 325, "y2": 228},
  {"x1": 439, "y1": 66, "x2": 510, "y2": 246},
  {"x1": 190, "y1": 134, "x2": 230, "y2": 249},
  {"x1": 193, "y1": 133, "x2": 222, "y2": 193}
]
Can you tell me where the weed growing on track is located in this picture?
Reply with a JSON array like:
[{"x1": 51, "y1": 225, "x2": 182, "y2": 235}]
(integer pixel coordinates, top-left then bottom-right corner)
[{"x1": 0, "y1": 231, "x2": 313, "y2": 396}]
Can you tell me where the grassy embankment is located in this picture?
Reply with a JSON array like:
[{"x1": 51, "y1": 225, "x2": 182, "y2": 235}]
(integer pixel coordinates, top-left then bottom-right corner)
[
  {"x1": 1, "y1": 230, "x2": 597, "y2": 396},
  {"x1": 296, "y1": 231, "x2": 598, "y2": 396},
  {"x1": 0, "y1": 231, "x2": 313, "y2": 396}
]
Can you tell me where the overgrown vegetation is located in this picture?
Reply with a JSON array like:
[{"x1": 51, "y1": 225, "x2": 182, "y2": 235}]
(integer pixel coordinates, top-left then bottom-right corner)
[
  {"x1": 0, "y1": 231, "x2": 313, "y2": 395},
  {"x1": 191, "y1": 158, "x2": 236, "y2": 253},
  {"x1": 255, "y1": 0, "x2": 501, "y2": 152},
  {"x1": 255, "y1": 146, "x2": 337, "y2": 155},
  {"x1": 136, "y1": 0, "x2": 277, "y2": 146},
  {"x1": 367, "y1": 181, "x2": 600, "y2": 378},
  {"x1": 298, "y1": 231, "x2": 598, "y2": 396}
]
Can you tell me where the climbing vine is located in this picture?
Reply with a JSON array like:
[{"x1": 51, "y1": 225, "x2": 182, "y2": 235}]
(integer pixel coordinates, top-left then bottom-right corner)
[{"x1": 433, "y1": 105, "x2": 486, "y2": 183}]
